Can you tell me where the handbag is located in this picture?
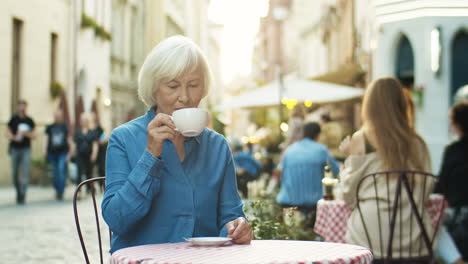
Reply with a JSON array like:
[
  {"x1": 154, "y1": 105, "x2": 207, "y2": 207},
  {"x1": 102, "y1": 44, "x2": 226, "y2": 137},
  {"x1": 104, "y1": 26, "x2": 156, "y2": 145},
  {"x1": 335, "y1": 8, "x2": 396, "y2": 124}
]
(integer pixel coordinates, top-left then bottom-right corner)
[{"x1": 444, "y1": 206, "x2": 468, "y2": 259}]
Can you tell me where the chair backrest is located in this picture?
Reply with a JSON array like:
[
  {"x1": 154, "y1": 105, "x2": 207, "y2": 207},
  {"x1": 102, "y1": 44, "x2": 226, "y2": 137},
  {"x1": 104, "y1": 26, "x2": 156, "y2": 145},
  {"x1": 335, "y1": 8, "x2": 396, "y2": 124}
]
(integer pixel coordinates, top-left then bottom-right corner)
[
  {"x1": 73, "y1": 177, "x2": 111, "y2": 264},
  {"x1": 355, "y1": 170, "x2": 444, "y2": 264}
]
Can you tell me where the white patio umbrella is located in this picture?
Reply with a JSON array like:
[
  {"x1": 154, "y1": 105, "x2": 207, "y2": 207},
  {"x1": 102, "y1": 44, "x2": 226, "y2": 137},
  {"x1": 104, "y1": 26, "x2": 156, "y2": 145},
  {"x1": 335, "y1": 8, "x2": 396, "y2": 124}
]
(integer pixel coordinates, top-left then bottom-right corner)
[{"x1": 216, "y1": 77, "x2": 364, "y2": 111}]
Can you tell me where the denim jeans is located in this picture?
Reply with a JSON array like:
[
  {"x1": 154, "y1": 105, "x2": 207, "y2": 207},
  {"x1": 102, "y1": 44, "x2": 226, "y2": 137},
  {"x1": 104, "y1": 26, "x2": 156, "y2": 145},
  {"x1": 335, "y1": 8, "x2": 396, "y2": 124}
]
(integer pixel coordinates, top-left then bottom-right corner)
[
  {"x1": 47, "y1": 153, "x2": 68, "y2": 197},
  {"x1": 10, "y1": 147, "x2": 31, "y2": 199},
  {"x1": 435, "y1": 225, "x2": 462, "y2": 264},
  {"x1": 76, "y1": 154, "x2": 92, "y2": 191}
]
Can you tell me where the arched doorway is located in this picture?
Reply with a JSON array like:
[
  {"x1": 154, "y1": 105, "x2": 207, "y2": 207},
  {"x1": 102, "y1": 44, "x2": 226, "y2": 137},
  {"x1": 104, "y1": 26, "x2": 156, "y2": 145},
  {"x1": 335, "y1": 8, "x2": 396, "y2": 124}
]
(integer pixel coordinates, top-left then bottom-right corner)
[
  {"x1": 396, "y1": 35, "x2": 415, "y2": 89},
  {"x1": 451, "y1": 30, "x2": 468, "y2": 103}
]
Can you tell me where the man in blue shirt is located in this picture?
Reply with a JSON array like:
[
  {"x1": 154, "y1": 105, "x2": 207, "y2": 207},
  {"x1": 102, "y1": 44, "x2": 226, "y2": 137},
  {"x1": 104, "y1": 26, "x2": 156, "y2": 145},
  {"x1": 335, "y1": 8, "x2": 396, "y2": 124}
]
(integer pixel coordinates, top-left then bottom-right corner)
[{"x1": 276, "y1": 122, "x2": 339, "y2": 223}]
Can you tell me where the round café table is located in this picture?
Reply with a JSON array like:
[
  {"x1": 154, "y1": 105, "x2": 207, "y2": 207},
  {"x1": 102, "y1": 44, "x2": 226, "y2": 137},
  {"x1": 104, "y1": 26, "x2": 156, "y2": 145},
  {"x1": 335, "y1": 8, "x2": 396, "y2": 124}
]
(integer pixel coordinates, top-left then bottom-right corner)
[
  {"x1": 110, "y1": 240, "x2": 373, "y2": 264},
  {"x1": 314, "y1": 195, "x2": 446, "y2": 243}
]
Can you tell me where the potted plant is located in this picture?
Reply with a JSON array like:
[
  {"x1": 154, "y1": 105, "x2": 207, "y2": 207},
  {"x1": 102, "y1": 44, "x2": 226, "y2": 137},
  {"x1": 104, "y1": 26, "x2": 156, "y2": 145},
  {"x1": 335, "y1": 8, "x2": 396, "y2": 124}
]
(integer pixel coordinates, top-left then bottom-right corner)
[{"x1": 50, "y1": 80, "x2": 64, "y2": 99}]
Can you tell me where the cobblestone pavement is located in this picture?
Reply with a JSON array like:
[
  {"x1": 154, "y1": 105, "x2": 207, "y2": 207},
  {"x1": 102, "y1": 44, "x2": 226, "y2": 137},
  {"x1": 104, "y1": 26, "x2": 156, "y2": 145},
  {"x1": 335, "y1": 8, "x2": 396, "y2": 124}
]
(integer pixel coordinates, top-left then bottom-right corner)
[{"x1": 0, "y1": 184, "x2": 110, "y2": 263}]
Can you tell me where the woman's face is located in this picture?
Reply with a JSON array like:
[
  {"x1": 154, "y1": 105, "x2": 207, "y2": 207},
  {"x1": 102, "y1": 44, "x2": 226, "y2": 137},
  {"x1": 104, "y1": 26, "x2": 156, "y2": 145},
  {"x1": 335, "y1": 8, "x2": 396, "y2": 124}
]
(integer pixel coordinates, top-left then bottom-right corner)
[
  {"x1": 449, "y1": 110, "x2": 463, "y2": 137},
  {"x1": 154, "y1": 69, "x2": 204, "y2": 115},
  {"x1": 80, "y1": 114, "x2": 89, "y2": 128}
]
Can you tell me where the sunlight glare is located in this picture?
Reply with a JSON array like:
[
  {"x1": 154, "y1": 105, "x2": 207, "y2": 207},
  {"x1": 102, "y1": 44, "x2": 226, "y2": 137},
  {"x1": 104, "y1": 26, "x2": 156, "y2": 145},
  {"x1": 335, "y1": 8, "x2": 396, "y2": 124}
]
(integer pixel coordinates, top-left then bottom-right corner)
[{"x1": 208, "y1": 0, "x2": 269, "y2": 84}]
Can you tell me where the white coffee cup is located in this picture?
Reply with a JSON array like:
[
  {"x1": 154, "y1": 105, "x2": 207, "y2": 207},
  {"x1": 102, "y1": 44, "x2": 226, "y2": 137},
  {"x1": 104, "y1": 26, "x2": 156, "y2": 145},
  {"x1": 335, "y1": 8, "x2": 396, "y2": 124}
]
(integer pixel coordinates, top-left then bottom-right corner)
[{"x1": 172, "y1": 108, "x2": 209, "y2": 137}]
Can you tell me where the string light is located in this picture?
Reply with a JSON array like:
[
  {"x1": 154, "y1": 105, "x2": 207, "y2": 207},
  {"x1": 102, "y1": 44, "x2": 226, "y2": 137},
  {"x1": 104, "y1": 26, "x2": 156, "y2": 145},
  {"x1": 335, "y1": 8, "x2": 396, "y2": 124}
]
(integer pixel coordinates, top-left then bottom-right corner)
[{"x1": 280, "y1": 122, "x2": 289, "y2": 132}]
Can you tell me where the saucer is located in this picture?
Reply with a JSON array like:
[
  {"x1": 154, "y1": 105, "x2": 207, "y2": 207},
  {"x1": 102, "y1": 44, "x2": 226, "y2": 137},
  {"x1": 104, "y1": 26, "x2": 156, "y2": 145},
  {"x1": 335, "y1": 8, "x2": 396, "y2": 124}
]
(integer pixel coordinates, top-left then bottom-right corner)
[{"x1": 184, "y1": 237, "x2": 232, "y2": 246}]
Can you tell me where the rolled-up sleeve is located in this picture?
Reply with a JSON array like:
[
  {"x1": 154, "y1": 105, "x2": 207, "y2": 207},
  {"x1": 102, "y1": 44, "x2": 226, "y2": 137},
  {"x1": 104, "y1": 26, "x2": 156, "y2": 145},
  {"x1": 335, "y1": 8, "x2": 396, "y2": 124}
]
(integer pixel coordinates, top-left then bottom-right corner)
[
  {"x1": 102, "y1": 129, "x2": 164, "y2": 235},
  {"x1": 218, "y1": 149, "x2": 245, "y2": 237}
]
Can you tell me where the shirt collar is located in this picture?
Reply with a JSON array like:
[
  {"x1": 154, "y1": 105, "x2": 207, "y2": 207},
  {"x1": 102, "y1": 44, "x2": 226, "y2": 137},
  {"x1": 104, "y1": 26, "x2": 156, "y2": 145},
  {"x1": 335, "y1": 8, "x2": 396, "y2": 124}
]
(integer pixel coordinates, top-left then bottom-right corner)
[
  {"x1": 302, "y1": 138, "x2": 315, "y2": 143},
  {"x1": 193, "y1": 131, "x2": 203, "y2": 144}
]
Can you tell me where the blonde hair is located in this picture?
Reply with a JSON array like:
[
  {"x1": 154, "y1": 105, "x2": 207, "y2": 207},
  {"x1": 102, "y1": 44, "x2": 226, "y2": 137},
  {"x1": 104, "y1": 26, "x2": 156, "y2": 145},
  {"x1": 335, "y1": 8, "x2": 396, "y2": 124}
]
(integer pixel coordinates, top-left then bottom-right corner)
[
  {"x1": 80, "y1": 112, "x2": 93, "y2": 129},
  {"x1": 138, "y1": 35, "x2": 213, "y2": 107},
  {"x1": 290, "y1": 104, "x2": 306, "y2": 118},
  {"x1": 362, "y1": 77, "x2": 430, "y2": 170}
]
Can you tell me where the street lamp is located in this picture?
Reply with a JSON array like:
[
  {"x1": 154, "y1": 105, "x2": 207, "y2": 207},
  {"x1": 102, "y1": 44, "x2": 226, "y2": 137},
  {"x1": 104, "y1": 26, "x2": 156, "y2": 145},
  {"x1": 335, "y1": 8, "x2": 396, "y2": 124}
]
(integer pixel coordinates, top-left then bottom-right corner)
[
  {"x1": 272, "y1": 5, "x2": 289, "y2": 144},
  {"x1": 430, "y1": 26, "x2": 441, "y2": 76}
]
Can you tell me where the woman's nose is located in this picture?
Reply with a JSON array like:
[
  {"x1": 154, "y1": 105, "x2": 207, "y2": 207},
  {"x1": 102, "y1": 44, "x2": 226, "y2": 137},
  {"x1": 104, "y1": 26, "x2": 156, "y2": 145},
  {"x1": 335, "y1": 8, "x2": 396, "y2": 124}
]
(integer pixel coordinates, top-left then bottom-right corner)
[{"x1": 178, "y1": 89, "x2": 189, "y2": 103}]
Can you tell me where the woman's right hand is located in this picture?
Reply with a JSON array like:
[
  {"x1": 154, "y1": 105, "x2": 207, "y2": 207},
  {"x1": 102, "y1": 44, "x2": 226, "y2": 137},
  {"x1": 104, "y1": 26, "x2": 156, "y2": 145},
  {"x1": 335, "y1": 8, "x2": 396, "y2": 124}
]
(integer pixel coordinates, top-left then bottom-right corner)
[
  {"x1": 147, "y1": 113, "x2": 178, "y2": 158},
  {"x1": 339, "y1": 135, "x2": 352, "y2": 157},
  {"x1": 339, "y1": 131, "x2": 365, "y2": 157}
]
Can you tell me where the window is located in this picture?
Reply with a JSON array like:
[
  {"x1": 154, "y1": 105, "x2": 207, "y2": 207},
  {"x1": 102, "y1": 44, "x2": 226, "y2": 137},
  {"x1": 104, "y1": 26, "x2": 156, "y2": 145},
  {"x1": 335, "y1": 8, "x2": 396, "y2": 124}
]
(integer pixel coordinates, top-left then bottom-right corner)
[
  {"x1": 11, "y1": 18, "x2": 23, "y2": 114},
  {"x1": 51, "y1": 33, "x2": 58, "y2": 82}
]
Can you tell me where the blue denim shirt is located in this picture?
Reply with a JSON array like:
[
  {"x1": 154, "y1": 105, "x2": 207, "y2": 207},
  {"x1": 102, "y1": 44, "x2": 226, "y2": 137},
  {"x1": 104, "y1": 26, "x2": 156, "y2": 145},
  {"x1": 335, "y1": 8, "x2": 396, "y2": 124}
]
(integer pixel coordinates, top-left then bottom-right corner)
[
  {"x1": 276, "y1": 138, "x2": 340, "y2": 207},
  {"x1": 102, "y1": 109, "x2": 245, "y2": 253}
]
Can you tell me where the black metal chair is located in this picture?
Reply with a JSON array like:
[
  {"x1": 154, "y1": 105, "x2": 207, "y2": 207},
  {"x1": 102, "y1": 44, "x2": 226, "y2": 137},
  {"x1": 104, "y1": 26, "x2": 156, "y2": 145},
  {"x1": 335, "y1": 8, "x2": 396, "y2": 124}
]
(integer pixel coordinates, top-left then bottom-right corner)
[
  {"x1": 73, "y1": 177, "x2": 111, "y2": 264},
  {"x1": 355, "y1": 170, "x2": 445, "y2": 264}
]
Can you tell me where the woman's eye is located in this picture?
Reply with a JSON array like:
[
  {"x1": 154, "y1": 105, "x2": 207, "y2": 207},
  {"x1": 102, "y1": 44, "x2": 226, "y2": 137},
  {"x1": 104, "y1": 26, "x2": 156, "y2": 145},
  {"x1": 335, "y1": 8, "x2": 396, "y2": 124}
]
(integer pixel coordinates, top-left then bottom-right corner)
[{"x1": 168, "y1": 85, "x2": 178, "y2": 89}]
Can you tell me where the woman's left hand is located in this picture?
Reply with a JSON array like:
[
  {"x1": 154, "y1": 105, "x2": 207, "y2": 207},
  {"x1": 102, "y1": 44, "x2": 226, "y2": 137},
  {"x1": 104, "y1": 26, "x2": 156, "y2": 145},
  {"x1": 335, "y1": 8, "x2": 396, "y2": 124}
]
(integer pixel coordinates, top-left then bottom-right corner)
[
  {"x1": 226, "y1": 217, "x2": 252, "y2": 244},
  {"x1": 339, "y1": 135, "x2": 352, "y2": 157}
]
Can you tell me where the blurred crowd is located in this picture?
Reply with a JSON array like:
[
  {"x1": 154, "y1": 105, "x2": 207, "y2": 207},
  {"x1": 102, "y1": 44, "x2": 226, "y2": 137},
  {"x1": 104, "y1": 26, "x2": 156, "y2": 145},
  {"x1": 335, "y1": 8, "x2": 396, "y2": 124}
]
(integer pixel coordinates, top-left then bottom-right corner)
[{"x1": 6, "y1": 99, "x2": 107, "y2": 203}]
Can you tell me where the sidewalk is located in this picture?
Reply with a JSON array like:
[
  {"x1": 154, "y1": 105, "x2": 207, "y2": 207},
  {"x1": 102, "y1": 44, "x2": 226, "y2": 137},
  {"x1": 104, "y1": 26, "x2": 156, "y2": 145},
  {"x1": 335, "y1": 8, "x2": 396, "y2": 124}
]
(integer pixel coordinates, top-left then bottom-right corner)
[{"x1": 0, "y1": 184, "x2": 110, "y2": 263}]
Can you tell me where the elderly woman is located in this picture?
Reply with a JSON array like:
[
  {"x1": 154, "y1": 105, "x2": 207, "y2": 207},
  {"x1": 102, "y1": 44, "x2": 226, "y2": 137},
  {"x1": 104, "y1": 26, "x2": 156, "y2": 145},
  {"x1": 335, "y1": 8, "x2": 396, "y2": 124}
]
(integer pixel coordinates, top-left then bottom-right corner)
[{"x1": 102, "y1": 36, "x2": 252, "y2": 253}]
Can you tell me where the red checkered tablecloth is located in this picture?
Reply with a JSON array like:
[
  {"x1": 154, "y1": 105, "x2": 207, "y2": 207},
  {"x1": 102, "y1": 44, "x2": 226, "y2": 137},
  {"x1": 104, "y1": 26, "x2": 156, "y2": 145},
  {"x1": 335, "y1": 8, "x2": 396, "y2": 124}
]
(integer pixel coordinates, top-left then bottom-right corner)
[
  {"x1": 110, "y1": 240, "x2": 373, "y2": 264},
  {"x1": 314, "y1": 195, "x2": 447, "y2": 243}
]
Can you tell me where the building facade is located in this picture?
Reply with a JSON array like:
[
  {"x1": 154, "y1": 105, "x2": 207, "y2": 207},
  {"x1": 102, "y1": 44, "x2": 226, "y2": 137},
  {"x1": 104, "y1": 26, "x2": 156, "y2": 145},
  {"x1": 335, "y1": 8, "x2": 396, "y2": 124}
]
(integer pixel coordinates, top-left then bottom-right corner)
[
  {"x1": 110, "y1": 0, "x2": 146, "y2": 128},
  {"x1": 0, "y1": 0, "x2": 73, "y2": 184},
  {"x1": 110, "y1": 0, "x2": 215, "y2": 128},
  {"x1": 77, "y1": 0, "x2": 112, "y2": 132},
  {"x1": 251, "y1": 0, "x2": 369, "y2": 141},
  {"x1": 373, "y1": 0, "x2": 468, "y2": 172}
]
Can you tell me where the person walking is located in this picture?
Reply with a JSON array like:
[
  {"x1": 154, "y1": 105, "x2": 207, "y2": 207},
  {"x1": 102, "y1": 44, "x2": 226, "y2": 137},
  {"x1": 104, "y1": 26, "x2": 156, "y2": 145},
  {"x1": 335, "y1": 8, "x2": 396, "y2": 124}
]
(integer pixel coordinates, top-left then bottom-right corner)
[
  {"x1": 73, "y1": 112, "x2": 98, "y2": 195},
  {"x1": 90, "y1": 112, "x2": 108, "y2": 192},
  {"x1": 319, "y1": 112, "x2": 344, "y2": 161},
  {"x1": 6, "y1": 99, "x2": 36, "y2": 204},
  {"x1": 43, "y1": 110, "x2": 71, "y2": 200},
  {"x1": 90, "y1": 113, "x2": 107, "y2": 178},
  {"x1": 283, "y1": 104, "x2": 306, "y2": 148}
]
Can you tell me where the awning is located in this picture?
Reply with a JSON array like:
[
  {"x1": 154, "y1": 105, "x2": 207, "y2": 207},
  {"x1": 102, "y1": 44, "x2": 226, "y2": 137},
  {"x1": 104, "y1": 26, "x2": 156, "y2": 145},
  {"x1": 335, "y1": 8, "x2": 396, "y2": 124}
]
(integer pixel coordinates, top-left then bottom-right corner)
[
  {"x1": 310, "y1": 64, "x2": 365, "y2": 86},
  {"x1": 216, "y1": 77, "x2": 364, "y2": 111}
]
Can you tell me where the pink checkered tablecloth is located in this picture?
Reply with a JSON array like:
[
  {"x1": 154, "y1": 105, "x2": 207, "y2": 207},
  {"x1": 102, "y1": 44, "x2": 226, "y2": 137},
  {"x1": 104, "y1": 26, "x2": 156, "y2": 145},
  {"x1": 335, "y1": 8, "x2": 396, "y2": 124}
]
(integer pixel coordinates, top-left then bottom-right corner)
[
  {"x1": 110, "y1": 240, "x2": 373, "y2": 264},
  {"x1": 314, "y1": 195, "x2": 447, "y2": 243}
]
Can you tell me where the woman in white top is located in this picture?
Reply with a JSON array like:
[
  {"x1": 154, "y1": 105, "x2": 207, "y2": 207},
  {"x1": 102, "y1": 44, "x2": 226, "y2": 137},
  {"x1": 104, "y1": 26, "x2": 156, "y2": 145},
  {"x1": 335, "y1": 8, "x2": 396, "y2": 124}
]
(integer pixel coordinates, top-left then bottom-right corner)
[{"x1": 339, "y1": 77, "x2": 463, "y2": 264}]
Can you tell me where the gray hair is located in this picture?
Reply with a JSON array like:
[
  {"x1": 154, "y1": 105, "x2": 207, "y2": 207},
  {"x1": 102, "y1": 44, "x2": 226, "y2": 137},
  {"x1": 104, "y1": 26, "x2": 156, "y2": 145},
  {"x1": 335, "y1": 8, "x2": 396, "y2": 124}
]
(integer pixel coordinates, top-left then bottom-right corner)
[{"x1": 137, "y1": 35, "x2": 213, "y2": 107}]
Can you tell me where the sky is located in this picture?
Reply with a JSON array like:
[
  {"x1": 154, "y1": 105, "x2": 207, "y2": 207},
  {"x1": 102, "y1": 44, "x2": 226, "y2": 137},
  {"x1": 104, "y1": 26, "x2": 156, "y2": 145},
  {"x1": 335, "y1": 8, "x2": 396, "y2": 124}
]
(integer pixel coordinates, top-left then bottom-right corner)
[{"x1": 208, "y1": 0, "x2": 269, "y2": 84}]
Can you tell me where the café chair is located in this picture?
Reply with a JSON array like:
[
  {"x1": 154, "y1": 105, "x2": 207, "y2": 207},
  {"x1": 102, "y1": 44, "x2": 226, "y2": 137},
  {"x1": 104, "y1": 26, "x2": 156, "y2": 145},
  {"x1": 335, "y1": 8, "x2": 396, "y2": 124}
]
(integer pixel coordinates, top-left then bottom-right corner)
[
  {"x1": 73, "y1": 177, "x2": 111, "y2": 264},
  {"x1": 355, "y1": 170, "x2": 444, "y2": 264}
]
